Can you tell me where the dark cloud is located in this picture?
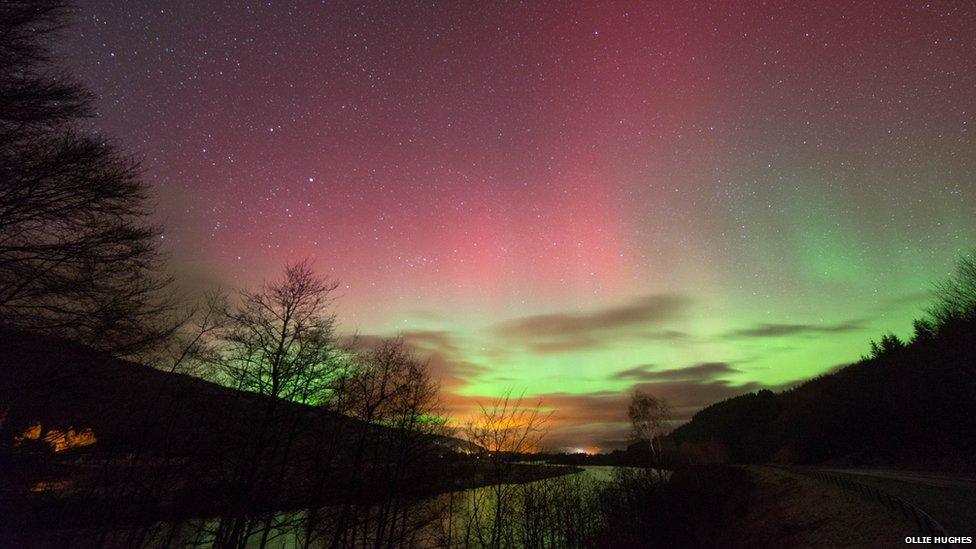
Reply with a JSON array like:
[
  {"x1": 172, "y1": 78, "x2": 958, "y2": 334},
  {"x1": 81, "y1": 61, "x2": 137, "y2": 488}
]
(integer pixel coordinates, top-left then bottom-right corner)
[
  {"x1": 612, "y1": 362, "x2": 738, "y2": 381},
  {"x1": 444, "y1": 378, "x2": 767, "y2": 452},
  {"x1": 491, "y1": 294, "x2": 690, "y2": 353},
  {"x1": 494, "y1": 294, "x2": 688, "y2": 338},
  {"x1": 424, "y1": 354, "x2": 487, "y2": 390},
  {"x1": 348, "y1": 330, "x2": 487, "y2": 391},
  {"x1": 725, "y1": 319, "x2": 866, "y2": 338},
  {"x1": 398, "y1": 330, "x2": 461, "y2": 354},
  {"x1": 628, "y1": 380, "x2": 763, "y2": 410},
  {"x1": 543, "y1": 424, "x2": 632, "y2": 453},
  {"x1": 537, "y1": 381, "x2": 759, "y2": 451}
]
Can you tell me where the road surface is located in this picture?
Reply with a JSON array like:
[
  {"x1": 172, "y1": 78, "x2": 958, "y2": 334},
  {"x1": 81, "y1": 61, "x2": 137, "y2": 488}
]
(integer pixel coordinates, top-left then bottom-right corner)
[{"x1": 819, "y1": 468, "x2": 976, "y2": 535}]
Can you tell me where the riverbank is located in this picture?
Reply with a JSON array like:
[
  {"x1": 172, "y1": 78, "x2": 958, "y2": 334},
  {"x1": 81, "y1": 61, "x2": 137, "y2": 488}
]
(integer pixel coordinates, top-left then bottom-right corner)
[{"x1": 0, "y1": 461, "x2": 579, "y2": 532}]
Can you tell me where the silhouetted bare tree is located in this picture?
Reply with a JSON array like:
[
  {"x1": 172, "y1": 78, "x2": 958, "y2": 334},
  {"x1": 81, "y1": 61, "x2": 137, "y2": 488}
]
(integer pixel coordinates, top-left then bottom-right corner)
[
  {"x1": 204, "y1": 260, "x2": 342, "y2": 405},
  {"x1": 317, "y1": 337, "x2": 443, "y2": 549},
  {"x1": 451, "y1": 392, "x2": 549, "y2": 549},
  {"x1": 0, "y1": 1, "x2": 174, "y2": 356},
  {"x1": 193, "y1": 261, "x2": 345, "y2": 547},
  {"x1": 628, "y1": 389, "x2": 671, "y2": 470}
]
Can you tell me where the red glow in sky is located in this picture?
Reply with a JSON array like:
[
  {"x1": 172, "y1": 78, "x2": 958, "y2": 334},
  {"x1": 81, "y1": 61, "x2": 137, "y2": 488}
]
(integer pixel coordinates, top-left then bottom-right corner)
[{"x1": 64, "y1": 1, "x2": 976, "y2": 449}]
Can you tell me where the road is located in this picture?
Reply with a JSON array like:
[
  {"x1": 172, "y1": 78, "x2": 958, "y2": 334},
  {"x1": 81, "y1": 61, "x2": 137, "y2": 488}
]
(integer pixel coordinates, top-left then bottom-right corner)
[
  {"x1": 822, "y1": 468, "x2": 976, "y2": 489},
  {"x1": 818, "y1": 468, "x2": 976, "y2": 535}
]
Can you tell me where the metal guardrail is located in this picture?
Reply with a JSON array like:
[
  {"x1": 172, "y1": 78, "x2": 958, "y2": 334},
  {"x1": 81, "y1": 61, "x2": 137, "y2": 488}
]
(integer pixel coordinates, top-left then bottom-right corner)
[{"x1": 781, "y1": 466, "x2": 949, "y2": 537}]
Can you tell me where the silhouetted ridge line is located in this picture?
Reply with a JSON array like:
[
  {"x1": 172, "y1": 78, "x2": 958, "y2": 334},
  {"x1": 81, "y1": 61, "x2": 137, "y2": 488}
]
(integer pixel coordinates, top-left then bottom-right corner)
[{"x1": 669, "y1": 251, "x2": 976, "y2": 472}]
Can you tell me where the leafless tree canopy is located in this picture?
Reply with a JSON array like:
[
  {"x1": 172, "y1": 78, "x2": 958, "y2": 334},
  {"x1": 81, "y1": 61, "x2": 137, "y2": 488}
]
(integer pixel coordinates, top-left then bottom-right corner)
[
  {"x1": 200, "y1": 260, "x2": 343, "y2": 405},
  {"x1": 465, "y1": 392, "x2": 548, "y2": 455},
  {"x1": 344, "y1": 336, "x2": 441, "y2": 429},
  {"x1": 446, "y1": 393, "x2": 551, "y2": 548},
  {"x1": 628, "y1": 388, "x2": 671, "y2": 466},
  {"x1": 0, "y1": 1, "x2": 174, "y2": 355}
]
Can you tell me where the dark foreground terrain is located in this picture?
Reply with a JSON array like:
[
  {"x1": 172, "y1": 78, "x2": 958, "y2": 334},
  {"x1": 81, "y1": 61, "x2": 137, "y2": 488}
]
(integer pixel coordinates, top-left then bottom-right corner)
[
  {"x1": 599, "y1": 465, "x2": 927, "y2": 548},
  {"x1": 0, "y1": 329, "x2": 573, "y2": 538}
]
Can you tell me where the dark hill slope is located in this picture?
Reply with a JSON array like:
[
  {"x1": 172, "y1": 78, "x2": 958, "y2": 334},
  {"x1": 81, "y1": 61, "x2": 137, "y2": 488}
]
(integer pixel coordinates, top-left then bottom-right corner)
[
  {"x1": 0, "y1": 328, "x2": 468, "y2": 458},
  {"x1": 669, "y1": 320, "x2": 976, "y2": 471},
  {"x1": 0, "y1": 328, "x2": 346, "y2": 456}
]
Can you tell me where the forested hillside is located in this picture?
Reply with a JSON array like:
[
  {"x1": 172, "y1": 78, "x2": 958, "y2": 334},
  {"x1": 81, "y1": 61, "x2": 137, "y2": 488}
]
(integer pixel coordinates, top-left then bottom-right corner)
[{"x1": 670, "y1": 253, "x2": 976, "y2": 471}]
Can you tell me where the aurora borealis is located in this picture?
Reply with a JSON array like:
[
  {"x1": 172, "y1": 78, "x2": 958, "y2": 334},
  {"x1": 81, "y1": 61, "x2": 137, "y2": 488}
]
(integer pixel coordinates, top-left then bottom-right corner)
[{"x1": 62, "y1": 1, "x2": 976, "y2": 450}]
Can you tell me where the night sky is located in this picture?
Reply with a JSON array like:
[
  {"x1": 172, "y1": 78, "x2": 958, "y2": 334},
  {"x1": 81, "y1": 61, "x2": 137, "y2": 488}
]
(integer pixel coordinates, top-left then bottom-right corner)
[{"x1": 62, "y1": 1, "x2": 976, "y2": 451}]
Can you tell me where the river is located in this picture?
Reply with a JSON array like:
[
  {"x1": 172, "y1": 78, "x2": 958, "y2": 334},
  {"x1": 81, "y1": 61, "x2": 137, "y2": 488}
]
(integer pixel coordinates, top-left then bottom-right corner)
[{"x1": 11, "y1": 465, "x2": 655, "y2": 548}]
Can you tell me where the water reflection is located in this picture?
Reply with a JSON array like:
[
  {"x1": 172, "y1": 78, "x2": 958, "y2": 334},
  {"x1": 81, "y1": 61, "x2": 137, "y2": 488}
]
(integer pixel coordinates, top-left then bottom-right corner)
[{"x1": 13, "y1": 466, "x2": 660, "y2": 548}]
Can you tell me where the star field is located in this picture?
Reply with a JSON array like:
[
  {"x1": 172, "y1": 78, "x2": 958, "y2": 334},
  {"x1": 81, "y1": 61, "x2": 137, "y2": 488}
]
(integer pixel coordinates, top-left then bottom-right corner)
[{"x1": 62, "y1": 1, "x2": 976, "y2": 450}]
